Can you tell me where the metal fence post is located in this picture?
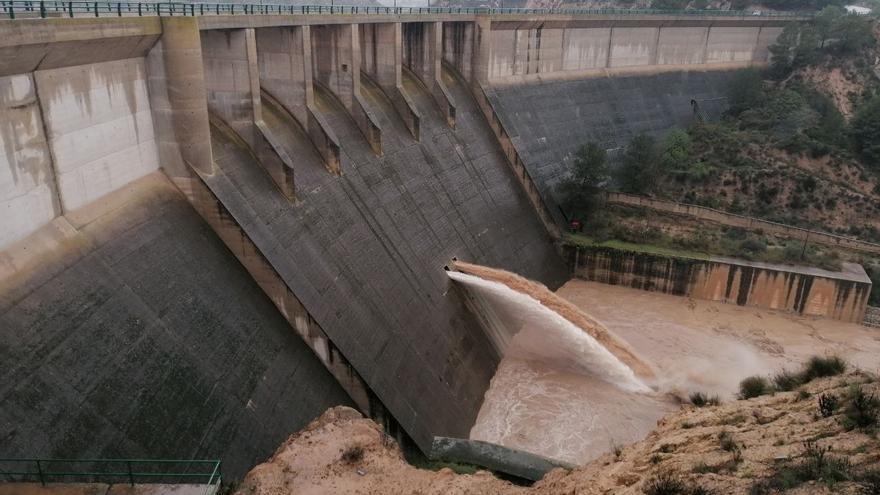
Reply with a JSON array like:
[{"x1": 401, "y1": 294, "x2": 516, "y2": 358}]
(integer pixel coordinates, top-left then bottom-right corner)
[
  {"x1": 36, "y1": 460, "x2": 45, "y2": 486},
  {"x1": 39, "y1": 0, "x2": 46, "y2": 17},
  {"x1": 127, "y1": 461, "x2": 134, "y2": 486}
]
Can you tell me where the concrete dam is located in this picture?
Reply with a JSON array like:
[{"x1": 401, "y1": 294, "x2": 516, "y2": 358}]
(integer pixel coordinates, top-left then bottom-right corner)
[{"x1": 0, "y1": 7, "x2": 803, "y2": 479}]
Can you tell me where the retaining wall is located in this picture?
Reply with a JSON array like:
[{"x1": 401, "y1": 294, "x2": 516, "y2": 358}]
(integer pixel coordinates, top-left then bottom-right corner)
[
  {"x1": 1, "y1": 57, "x2": 159, "y2": 248},
  {"x1": 565, "y1": 244, "x2": 872, "y2": 323},
  {"x1": 486, "y1": 21, "x2": 783, "y2": 84}
]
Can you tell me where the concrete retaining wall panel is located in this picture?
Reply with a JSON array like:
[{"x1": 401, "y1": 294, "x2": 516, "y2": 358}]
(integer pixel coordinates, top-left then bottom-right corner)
[
  {"x1": 537, "y1": 28, "x2": 565, "y2": 75},
  {"x1": 201, "y1": 29, "x2": 258, "y2": 147},
  {"x1": 562, "y1": 28, "x2": 610, "y2": 71},
  {"x1": 566, "y1": 245, "x2": 871, "y2": 323},
  {"x1": 656, "y1": 27, "x2": 708, "y2": 66},
  {"x1": 0, "y1": 176, "x2": 352, "y2": 479},
  {"x1": 34, "y1": 58, "x2": 159, "y2": 212},
  {"x1": 0, "y1": 73, "x2": 58, "y2": 248},
  {"x1": 489, "y1": 29, "x2": 517, "y2": 79},
  {"x1": 705, "y1": 26, "x2": 760, "y2": 63},
  {"x1": 609, "y1": 27, "x2": 658, "y2": 68}
]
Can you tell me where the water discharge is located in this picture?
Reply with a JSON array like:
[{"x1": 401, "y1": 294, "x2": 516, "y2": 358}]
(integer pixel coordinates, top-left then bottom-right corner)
[
  {"x1": 447, "y1": 270, "x2": 651, "y2": 393},
  {"x1": 447, "y1": 263, "x2": 673, "y2": 464}
]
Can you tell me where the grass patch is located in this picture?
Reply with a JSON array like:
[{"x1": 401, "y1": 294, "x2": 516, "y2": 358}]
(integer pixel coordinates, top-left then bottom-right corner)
[
  {"x1": 341, "y1": 445, "x2": 364, "y2": 464},
  {"x1": 843, "y1": 385, "x2": 879, "y2": 432},
  {"x1": 739, "y1": 376, "x2": 773, "y2": 399},
  {"x1": 772, "y1": 370, "x2": 802, "y2": 392},
  {"x1": 802, "y1": 356, "x2": 847, "y2": 381},
  {"x1": 689, "y1": 392, "x2": 721, "y2": 408},
  {"x1": 718, "y1": 431, "x2": 738, "y2": 452},
  {"x1": 750, "y1": 441, "x2": 853, "y2": 494},
  {"x1": 564, "y1": 234, "x2": 710, "y2": 260},
  {"x1": 739, "y1": 356, "x2": 849, "y2": 401},
  {"x1": 644, "y1": 471, "x2": 713, "y2": 495},
  {"x1": 818, "y1": 393, "x2": 839, "y2": 418}
]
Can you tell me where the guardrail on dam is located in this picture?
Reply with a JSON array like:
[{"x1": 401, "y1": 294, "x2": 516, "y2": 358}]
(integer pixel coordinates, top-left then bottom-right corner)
[{"x1": 0, "y1": 9, "x2": 805, "y2": 469}]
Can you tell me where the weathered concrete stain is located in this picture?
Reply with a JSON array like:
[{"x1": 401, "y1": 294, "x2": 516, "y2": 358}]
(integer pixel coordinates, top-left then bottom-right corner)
[{"x1": 566, "y1": 245, "x2": 872, "y2": 323}]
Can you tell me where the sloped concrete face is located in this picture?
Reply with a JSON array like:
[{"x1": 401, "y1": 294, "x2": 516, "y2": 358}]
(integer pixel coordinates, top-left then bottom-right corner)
[
  {"x1": 201, "y1": 65, "x2": 569, "y2": 452},
  {"x1": 0, "y1": 73, "x2": 59, "y2": 248},
  {"x1": 0, "y1": 175, "x2": 353, "y2": 480},
  {"x1": 34, "y1": 58, "x2": 159, "y2": 211},
  {"x1": 485, "y1": 70, "x2": 744, "y2": 223}
]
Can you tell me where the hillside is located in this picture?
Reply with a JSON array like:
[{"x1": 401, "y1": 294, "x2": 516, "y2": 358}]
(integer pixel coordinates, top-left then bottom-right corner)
[
  {"x1": 233, "y1": 371, "x2": 880, "y2": 494},
  {"x1": 558, "y1": 12, "x2": 880, "y2": 304},
  {"x1": 649, "y1": 16, "x2": 880, "y2": 241}
]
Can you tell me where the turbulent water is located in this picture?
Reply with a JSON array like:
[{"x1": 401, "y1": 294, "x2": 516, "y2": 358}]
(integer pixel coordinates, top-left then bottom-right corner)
[{"x1": 447, "y1": 270, "x2": 650, "y2": 393}]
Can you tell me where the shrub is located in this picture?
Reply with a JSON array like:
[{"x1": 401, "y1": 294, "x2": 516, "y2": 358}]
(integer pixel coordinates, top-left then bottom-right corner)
[
  {"x1": 818, "y1": 393, "x2": 839, "y2": 418},
  {"x1": 690, "y1": 392, "x2": 720, "y2": 407},
  {"x1": 644, "y1": 471, "x2": 713, "y2": 495},
  {"x1": 802, "y1": 356, "x2": 847, "y2": 381},
  {"x1": 719, "y1": 431, "x2": 738, "y2": 452},
  {"x1": 341, "y1": 445, "x2": 364, "y2": 464},
  {"x1": 857, "y1": 469, "x2": 880, "y2": 495},
  {"x1": 844, "y1": 386, "x2": 879, "y2": 431},
  {"x1": 738, "y1": 236, "x2": 768, "y2": 255},
  {"x1": 773, "y1": 370, "x2": 802, "y2": 392},
  {"x1": 739, "y1": 376, "x2": 773, "y2": 399},
  {"x1": 617, "y1": 134, "x2": 660, "y2": 194},
  {"x1": 751, "y1": 441, "x2": 853, "y2": 493}
]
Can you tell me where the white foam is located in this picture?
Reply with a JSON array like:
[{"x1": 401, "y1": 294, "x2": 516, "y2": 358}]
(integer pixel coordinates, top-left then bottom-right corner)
[{"x1": 448, "y1": 270, "x2": 650, "y2": 393}]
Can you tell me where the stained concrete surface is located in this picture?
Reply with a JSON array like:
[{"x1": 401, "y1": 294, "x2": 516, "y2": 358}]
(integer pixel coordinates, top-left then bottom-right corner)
[
  {"x1": 486, "y1": 69, "x2": 741, "y2": 223},
  {"x1": 0, "y1": 174, "x2": 353, "y2": 480},
  {"x1": 202, "y1": 65, "x2": 568, "y2": 454}
]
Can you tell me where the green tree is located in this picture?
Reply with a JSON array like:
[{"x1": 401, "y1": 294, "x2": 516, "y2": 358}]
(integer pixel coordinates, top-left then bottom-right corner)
[
  {"x1": 813, "y1": 6, "x2": 844, "y2": 48},
  {"x1": 727, "y1": 69, "x2": 764, "y2": 115},
  {"x1": 831, "y1": 14, "x2": 873, "y2": 53},
  {"x1": 557, "y1": 142, "x2": 609, "y2": 214},
  {"x1": 660, "y1": 129, "x2": 693, "y2": 173},
  {"x1": 852, "y1": 96, "x2": 880, "y2": 170},
  {"x1": 617, "y1": 134, "x2": 660, "y2": 194},
  {"x1": 768, "y1": 23, "x2": 820, "y2": 79}
]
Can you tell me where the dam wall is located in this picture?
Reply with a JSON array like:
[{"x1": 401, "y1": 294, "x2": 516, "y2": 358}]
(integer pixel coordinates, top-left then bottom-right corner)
[
  {"x1": 1, "y1": 57, "x2": 159, "y2": 247},
  {"x1": 565, "y1": 245, "x2": 872, "y2": 323},
  {"x1": 0, "y1": 174, "x2": 353, "y2": 479},
  {"x1": 0, "y1": 11, "x2": 804, "y2": 465},
  {"x1": 485, "y1": 69, "x2": 744, "y2": 224},
  {"x1": 486, "y1": 20, "x2": 783, "y2": 85}
]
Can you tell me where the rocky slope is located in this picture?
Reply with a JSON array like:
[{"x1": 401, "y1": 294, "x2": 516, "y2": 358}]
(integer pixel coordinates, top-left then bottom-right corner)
[{"x1": 234, "y1": 371, "x2": 880, "y2": 494}]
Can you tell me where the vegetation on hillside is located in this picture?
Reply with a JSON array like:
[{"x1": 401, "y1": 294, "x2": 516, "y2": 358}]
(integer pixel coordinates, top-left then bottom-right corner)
[{"x1": 558, "y1": 10, "x2": 880, "y2": 296}]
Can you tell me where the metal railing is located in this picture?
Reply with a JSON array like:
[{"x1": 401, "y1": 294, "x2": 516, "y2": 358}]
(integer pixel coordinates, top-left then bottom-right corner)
[
  {"x1": 0, "y1": 1, "x2": 814, "y2": 19},
  {"x1": 0, "y1": 458, "x2": 222, "y2": 495}
]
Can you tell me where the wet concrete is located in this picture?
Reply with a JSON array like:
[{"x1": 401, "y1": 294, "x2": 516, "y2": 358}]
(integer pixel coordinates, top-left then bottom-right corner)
[{"x1": 0, "y1": 175, "x2": 352, "y2": 480}]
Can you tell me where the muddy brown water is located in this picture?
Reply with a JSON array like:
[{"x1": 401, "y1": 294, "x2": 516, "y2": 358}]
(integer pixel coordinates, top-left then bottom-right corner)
[{"x1": 468, "y1": 279, "x2": 880, "y2": 465}]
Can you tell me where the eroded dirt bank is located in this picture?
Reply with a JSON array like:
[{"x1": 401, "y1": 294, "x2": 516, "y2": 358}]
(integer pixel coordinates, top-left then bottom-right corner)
[{"x1": 235, "y1": 372, "x2": 880, "y2": 495}]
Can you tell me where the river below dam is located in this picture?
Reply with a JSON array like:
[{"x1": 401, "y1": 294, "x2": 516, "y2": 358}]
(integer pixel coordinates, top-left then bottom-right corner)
[{"x1": 465, "y1": 278, "x2": 880, "y2": 466}]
